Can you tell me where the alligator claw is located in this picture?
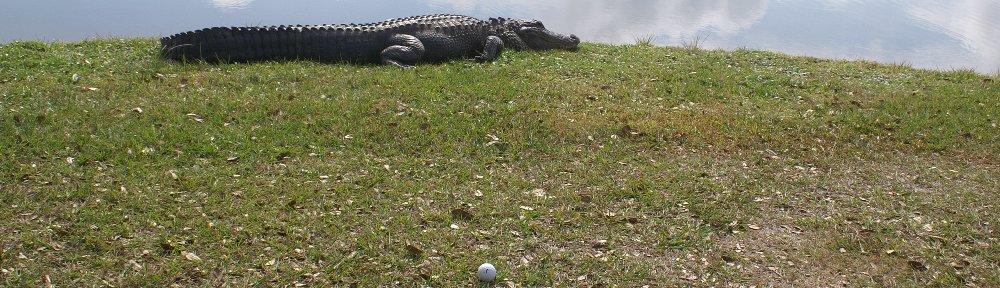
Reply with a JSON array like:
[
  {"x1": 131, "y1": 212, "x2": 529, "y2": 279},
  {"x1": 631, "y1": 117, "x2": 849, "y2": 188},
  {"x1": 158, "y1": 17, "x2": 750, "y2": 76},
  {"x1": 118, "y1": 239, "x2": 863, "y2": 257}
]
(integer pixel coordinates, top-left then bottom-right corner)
[{"x1": 389, "y1": 63, "x2": 415, "y2": 69}]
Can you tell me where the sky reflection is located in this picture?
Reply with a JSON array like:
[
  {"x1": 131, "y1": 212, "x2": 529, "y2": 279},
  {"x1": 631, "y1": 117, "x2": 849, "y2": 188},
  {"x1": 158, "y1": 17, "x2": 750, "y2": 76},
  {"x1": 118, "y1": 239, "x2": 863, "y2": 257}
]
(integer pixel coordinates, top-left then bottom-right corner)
[{"x1": 210, "y1": 0, "x2": 255, "y2": 10}]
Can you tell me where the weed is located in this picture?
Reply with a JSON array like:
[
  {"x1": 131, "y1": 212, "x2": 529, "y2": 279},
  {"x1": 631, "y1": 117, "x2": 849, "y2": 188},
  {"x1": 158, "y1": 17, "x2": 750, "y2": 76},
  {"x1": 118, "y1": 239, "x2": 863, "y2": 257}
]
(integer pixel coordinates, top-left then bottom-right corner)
[{"x1": 633, "y1": 35, "x2": 655, "y2": 46}]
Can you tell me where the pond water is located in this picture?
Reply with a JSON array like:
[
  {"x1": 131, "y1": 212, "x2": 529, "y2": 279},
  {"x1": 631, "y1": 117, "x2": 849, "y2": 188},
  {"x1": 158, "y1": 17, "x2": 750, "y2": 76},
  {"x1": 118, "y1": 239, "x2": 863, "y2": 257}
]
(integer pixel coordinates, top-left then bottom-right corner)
[{"x1": 2, "y1": 0, "x2": 998, "y2": 74}]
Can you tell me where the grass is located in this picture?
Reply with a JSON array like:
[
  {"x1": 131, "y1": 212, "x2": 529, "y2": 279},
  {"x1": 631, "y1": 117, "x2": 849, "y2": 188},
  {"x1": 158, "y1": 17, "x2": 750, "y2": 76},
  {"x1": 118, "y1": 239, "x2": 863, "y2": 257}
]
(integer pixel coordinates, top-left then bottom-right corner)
[
  {"x1": 680, "y1": 34, "x2": 709, "y2": 50},
  {"x1": 1, "y1": 38, "x2": 998, "y2": 287},
  {"x1": 633, "y1": 35, "x2": 655, "y2": 47}
]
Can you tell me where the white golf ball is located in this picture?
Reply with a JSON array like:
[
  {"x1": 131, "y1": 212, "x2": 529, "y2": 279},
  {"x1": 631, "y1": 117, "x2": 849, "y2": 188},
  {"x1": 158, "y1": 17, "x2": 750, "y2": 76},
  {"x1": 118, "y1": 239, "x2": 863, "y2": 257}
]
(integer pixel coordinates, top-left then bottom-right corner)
[{"x1": 477, "y1": 263, "x2": 497, "y2": 282}]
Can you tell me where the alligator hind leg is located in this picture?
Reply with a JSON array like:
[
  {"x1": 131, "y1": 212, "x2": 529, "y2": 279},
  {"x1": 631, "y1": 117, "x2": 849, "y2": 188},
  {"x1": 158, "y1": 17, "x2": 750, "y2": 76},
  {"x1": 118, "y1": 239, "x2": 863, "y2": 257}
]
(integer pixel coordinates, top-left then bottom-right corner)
[
  {"x1": 474, "y1": 36, "x2": 504, "y2": 63},
  {"x1": 381, "y1": 34, "x2": 426, "y2": 68}
]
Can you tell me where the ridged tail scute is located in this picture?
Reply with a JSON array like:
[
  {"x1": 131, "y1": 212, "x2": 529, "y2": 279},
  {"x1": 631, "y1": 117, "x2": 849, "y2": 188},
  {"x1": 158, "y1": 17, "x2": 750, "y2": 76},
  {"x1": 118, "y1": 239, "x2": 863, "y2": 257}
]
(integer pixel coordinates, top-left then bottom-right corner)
[
  {"x1": 161, "y1": 27, "x2": 227, "y2": 62},
  {"x1": 161, "y1": 27, "x2": 278, "y2": 62}
]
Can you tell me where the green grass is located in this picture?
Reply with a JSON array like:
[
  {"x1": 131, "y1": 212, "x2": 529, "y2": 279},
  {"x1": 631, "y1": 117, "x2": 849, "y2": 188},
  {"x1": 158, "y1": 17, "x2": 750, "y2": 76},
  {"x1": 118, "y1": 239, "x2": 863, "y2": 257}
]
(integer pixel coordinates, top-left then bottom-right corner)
[{"x1": 1, "y1": 38, "x2": 998, "y2": 287}]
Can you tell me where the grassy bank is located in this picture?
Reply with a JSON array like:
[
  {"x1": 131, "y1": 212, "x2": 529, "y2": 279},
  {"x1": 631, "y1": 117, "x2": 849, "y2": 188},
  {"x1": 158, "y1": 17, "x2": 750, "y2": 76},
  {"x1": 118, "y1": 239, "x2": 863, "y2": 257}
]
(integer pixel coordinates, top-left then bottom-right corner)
[{"x1": 1, "y1": 38, "x2": 998, "y2": 287}]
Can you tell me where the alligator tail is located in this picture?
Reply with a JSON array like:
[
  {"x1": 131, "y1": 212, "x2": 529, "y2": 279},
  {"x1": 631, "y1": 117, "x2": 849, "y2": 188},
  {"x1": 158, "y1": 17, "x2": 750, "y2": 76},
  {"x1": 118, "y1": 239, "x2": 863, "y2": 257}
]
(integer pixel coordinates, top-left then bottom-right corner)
[
  {"x1": 160, "y1": 28, "x2": 232, "y2": 62},
  {"x1": 160, "y1": 27, "x2": 304, "y2": 62}
]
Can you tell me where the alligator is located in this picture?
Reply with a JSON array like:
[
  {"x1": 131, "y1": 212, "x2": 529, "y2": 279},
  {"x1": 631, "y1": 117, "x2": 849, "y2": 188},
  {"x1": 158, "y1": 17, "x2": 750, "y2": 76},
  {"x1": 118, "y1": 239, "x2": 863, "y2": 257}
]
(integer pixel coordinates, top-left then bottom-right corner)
[{"x1": 160, "y1": 14, "x2": 579, "y2": 67}]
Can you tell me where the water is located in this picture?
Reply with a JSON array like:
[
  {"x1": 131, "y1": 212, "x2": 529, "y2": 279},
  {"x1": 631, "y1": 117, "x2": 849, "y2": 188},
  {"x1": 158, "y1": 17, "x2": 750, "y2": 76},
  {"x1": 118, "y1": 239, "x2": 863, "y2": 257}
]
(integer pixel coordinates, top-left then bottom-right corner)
[{"x1": 2, "y1": 0, "x2": 997, "y2": 74}]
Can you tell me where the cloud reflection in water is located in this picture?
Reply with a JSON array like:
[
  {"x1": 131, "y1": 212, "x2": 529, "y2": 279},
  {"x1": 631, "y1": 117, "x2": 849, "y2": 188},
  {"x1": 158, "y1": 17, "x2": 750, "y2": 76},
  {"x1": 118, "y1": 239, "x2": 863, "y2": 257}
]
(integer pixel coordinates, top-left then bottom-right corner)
[
  {"x1": 427, "y1": 0, "x2": 768, "y2": 44},
  {"x1": 905, "y1": 0, "x2": 1000, "y2": 72},
  {"x1": 427, "y1": 0, "x2": 999, "y2": 73},
  {"x1": 210, "y1": 0, "x2": 255, "y2": 10}
]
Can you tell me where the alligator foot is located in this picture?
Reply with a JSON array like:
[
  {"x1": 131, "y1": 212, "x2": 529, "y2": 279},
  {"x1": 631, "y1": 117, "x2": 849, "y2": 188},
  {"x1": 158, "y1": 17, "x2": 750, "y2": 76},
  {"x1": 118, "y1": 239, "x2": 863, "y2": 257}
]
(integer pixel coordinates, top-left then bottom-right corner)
[
  {"x1": 474, "y1": 36, "x2": 504, "y2": 63},
  {"x1": 381, "y1": 34, "x2": 425, "y2": 68}
]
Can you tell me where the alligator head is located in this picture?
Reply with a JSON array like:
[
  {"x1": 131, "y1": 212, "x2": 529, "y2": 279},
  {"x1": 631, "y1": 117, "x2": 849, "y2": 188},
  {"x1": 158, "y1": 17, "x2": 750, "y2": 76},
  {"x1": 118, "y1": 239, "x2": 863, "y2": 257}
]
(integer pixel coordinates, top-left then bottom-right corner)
[{"x1": 492, "y1": 18, "x2": 580, "y2": 51}]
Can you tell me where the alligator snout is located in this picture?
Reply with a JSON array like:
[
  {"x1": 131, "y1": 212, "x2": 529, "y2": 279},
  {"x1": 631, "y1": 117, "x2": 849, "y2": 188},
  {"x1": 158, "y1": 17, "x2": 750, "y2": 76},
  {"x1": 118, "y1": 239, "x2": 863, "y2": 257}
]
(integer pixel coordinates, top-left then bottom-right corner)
[{"x1": 519, "y1": 27, "x2": 581, "y2": 51}]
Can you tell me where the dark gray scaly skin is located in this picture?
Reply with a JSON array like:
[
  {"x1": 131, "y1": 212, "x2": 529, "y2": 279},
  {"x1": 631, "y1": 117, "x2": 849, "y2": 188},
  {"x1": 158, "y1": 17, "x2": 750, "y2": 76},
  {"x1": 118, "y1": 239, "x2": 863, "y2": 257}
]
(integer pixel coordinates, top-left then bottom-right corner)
[{"x1": 160, "y1": 14, "x2": 580, "y2": 68}]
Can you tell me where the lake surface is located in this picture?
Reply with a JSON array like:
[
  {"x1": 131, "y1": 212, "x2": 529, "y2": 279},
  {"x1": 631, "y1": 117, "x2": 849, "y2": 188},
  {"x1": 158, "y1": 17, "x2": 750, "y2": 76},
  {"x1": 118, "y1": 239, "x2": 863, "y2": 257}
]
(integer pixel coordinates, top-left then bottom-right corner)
[{"x1": 2, "y1": 0, "x2": 998, "y2": 74}]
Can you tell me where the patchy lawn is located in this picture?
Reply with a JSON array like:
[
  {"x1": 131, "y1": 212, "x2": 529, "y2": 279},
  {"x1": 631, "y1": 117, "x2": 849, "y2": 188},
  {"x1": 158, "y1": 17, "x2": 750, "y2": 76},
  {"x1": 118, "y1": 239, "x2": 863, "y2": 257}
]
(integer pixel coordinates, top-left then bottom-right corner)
[{"x1": 1, "y1": 39, "x2": 998, "y2": 287}]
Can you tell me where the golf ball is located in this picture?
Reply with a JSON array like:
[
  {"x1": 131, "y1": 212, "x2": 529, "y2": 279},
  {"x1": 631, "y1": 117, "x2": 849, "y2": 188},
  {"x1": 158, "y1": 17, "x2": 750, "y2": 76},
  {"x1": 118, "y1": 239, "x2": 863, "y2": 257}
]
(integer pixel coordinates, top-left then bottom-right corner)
[{"x1": 477, "y1": 263, "x2": 497, "y2": 282}]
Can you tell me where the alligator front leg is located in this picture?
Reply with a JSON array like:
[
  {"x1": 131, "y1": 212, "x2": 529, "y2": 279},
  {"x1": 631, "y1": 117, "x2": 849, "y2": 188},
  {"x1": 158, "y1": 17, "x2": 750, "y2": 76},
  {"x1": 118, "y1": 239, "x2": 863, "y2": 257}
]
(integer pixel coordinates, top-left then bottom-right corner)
[
  {"x1": 474, "y1": 36, "x2": 504, "y2": 63},
  {"x1": 381, "y1": 34, "x2": 426, "y2": 68}
]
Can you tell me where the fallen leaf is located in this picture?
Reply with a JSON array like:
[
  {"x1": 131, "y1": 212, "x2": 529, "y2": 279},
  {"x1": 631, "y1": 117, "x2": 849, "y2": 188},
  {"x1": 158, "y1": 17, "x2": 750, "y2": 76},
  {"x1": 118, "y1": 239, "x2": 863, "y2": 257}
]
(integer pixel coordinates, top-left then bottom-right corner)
[
  {"x1": 129, "y1": 260, "x2": 143, "y2": 271},
  {"x1": 159, "y1": 241, "x2": 175, "y2": 252},
  {"x1": 748, "y1": 224, "x2": 761, "y2": 230},
  {"x1": 951, "y1": 260, "x2": 970, "y2": 270},
  {"x1": 186, "y1": 113, "x2": 204, "y2": 122},
  {"x1": 625, "y1": 216, "x2": 641, "y2": 224},
  {"x1": 620, "y1": 125, "x2": 642, "y2": 138},
  {"x1": 413, "y1": 260, "x2": 434, "y2": 280},
  {"x1": 531, "y1": 188, "x2": 546, "y2": 198},
  {"x1": 132, "y1": 107, "x2": 143, "y2": 114},
  {"x1": 576, "y1": 275, "x2": 588, "y2": 281},
  {"x1": 907, "y1": 260, "x2": 927, "y2": 271},
  {"x1": 182, "y1": 251, "x2": 202, "y2": 262},
  {"x1": 789, "y1": 226, "x2": 803, "y2": 234},
  {"x1": 276, "y1": 152, "x2": 291, "y2": 161},
  {"x1": 579, "y1": 193, "x2": 593, "y2": 203},
  {"x1": 922, "y1": 223, "x2": 934, "y2": 232},
  {"x1": 405, "y1": 243, "x2": 423, "y2": 258},
  {"x1": 450, "y1": 208, "x2": 473, "y2": 220},
  {"x1": 519, "y1": 206, "x2": 534, "y2": 211},
  {"x1": 721, "y1": 254, "x2": 737, "y2": 263},
  {"x1": 592, "y1": 240, "x2": 609, "y2": 249}
]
